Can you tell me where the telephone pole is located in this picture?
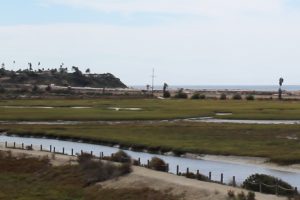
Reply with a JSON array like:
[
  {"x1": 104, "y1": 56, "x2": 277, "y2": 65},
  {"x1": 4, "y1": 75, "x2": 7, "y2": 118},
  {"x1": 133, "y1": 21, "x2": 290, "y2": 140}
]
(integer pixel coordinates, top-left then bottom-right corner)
[{"x1": 151, "y1": 68, "x2": 155, "y2": 96}]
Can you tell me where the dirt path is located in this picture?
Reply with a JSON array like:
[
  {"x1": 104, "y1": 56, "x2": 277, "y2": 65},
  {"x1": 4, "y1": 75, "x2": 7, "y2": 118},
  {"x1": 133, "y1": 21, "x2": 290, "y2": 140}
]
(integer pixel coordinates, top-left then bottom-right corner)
[{"x1": 0, "y1": 145, "x2": 286, "y2": 200}]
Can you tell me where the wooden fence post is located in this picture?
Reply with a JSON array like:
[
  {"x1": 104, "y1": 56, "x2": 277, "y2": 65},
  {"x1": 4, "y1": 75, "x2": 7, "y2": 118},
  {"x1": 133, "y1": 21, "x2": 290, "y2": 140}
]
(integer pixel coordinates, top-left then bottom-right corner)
[
  {"x1": 176, "y1": 165, "x2": 179, "y2": 175},
  {"x1": 13, "y1": 142, "x2": 16, "y2": 148},
  {"x1": 53, "y1": 147, "x2": 56, "y2": 153},
  {"x1": 147, "y1": 160, "x2": 150, "y2": 168},
  {"x1": 22, "y1": 143, "x2": 24, "y2": 149},
  {"x1": 30, "y1": 144, "x2": 33, "y2": 149},
  {"x1": 81, "y1": 150, "x2": 83, "y2": 155},
  {"x1": 186, "y1": 168, "x2": 189, "y2": 176},
  {"x1": 40, "y1": 145, "x2": 42, "y2": 151},
  {"x1": 138, "y1": 158, "x2": 141, "y2": 166},
  {"x1": 209, "y1": 172, "x2": 212, "y2": 181},
  {"x1": 5, "y1": 141, "x2": 7, "y2": 148},
  {"x1": 62, "y1": 147, "x2": 65, "y2": 154},
  {"x1": 50, "y1": 145, "x2": 52, "y2": 152},
  {"x1": 166, "y1": 163, "x2": 169, "y2": 172},
  {"x1": 221, "y1": 173, "x2": 223, "y2": 184},
  {"x1": 197, "y1": 170, "x2": 199, "y2": 176},
  {"x1": 259, "y1": 182, "x2": 262, "y2": 193},
  {"x1": 71, "y1": 149, "x2": 74, "y2": 156},
  {"x1": 91, "y1": 151, "x2": 93, "y2": 156},
  {"x1": 233, "y1": 176, "x2": 236, "y2": 187}
]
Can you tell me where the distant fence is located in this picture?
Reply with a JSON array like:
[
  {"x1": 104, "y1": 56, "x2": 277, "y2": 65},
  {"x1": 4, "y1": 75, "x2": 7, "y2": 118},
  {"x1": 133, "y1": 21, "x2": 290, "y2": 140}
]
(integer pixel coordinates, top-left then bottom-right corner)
[{"x1": 2, "y1": 141, "x2": 298, "y2": 196}]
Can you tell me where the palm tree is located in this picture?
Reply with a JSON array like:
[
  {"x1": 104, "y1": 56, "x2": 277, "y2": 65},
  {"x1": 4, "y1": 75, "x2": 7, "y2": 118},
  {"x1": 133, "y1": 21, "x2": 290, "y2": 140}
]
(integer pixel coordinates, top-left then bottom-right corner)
[{"x1": 279, "y1": 77, "x2": 284, "y2": 100}]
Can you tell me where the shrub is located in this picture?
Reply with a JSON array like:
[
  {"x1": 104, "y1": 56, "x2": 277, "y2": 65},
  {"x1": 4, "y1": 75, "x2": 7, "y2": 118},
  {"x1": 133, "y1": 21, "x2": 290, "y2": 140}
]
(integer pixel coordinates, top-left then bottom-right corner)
[
  {"x1": 183, "y1": 172, "x2": 209, "y2": 181},
  {"x1": 111, "y1": 150, "x2": 131, "y2": 163},
  {"x1": 163, "y1": 91, "x2": 171, "y2": 98},
  {"x1": 191, "y1": 93, "x2": 200, "y2": 99},
  {"x1": 0, "y1": 85, "x2": 5, "y2": 93},
  {"x1": 242, "y1": 174, "x2": 295, "y2": 196},
  {"x1": 220, "y1": 93, "x2": 227, "y2": 100},
  {"x1": 232, "y1": 93, "x2": 242, "y2": 100},
  {"x1": 191, "y1": 93, "x2": 206, "y2": 100},
  {"x1": 246, "y1": 95, "x2": 255, "y2": 101},
  {"x1": 227, "y1": 190, "x2": 235, "y2": 198},
  {"x1": 247, "y1": 191, "x2": 256, "y2": 200},
  {"x1": 174, "y1": 88, "x2": 188, "y2": 99},
  {"x1": 45, "y1": 85, "x2": 52, "y2": 92},
  {"x1": 77, "y1": 153, "x2": 132, "y2": 186},
  {"x1": 149, "y1": 157, "x2": 168, "y2": 172},
  {"x1": 237, "y1": 191, "x2": 246, "y2": 200}
]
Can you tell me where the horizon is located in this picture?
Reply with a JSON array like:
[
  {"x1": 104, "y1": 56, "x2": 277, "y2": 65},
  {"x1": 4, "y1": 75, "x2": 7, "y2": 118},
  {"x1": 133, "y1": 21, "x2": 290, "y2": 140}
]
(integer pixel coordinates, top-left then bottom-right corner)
[{"x1": 1, "y1": 0, "x2": 300, "y2": 86}]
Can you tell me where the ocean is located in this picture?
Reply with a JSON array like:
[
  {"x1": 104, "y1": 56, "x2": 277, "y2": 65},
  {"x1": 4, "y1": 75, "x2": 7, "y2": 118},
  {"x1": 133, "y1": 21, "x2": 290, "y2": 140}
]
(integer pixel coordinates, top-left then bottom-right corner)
[{"x1": 131, "y1": 85, "x2": 300, "y2": 91}]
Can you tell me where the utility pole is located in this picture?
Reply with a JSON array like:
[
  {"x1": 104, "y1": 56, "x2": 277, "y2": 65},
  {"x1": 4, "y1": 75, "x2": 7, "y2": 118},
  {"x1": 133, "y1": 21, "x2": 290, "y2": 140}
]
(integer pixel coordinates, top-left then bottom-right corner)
[{"x1": 151, "y1": 68, "x2": 155, "y2": 96}]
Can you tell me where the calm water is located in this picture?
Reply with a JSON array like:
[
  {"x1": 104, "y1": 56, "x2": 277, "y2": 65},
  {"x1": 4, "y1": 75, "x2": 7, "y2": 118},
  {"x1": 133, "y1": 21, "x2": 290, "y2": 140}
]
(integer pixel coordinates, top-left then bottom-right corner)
[
  {"x1": 132, "y1": 85, "x2": 300, "y2": 91},
  {"x1": 1, "y1": 135, "x2": 300, "y2": 188}
]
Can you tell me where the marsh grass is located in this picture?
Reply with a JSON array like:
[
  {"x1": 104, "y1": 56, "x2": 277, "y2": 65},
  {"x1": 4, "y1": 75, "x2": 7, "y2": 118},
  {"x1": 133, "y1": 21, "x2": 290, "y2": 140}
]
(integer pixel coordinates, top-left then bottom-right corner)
[
  {"x1": 3, "y1": 122, "x2": 300, "y2": 164},
  {"x1": 1, "y1": 99, "x2": 300, "y2": 120}
]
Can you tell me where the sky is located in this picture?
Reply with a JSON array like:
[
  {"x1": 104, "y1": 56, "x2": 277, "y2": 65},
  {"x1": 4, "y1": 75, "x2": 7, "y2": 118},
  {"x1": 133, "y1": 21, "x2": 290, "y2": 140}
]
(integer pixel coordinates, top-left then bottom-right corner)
[{"x1": 1, "y1": 0, "x2": 300, "y2": 86}]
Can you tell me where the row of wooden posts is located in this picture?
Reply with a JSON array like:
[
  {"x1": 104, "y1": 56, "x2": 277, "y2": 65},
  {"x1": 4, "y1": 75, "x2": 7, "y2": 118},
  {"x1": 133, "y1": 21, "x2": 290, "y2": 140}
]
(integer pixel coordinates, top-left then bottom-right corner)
[{"x1": 4, "y1": 141, "x2": 235, "y2": 186}]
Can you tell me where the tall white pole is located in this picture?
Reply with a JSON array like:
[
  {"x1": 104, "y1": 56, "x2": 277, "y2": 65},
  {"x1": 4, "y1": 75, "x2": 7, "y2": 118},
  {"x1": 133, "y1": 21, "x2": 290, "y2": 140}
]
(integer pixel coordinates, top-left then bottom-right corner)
[{"x1": 151, "y1": 68, "x2": 155, "y2": 95}]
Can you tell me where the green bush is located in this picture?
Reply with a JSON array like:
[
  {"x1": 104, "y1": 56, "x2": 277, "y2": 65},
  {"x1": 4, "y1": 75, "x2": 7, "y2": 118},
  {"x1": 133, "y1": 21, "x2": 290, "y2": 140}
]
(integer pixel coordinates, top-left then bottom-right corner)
[
  {"x1": 183, "y1": 172, "x2": 209, "y2": 181},
  {"x1": 191, "y1": 93, "x2": 206, "y2": 100},
  {"x1": 232, "y1": 93, "x2": 242, "y2": 100},
  {"x1": 174, "y1": 89, "x2": 188, "y2": 99},
  {"x1": 246, "y1": 95, "x2": 255, "y2": 101},
  {"x1": 242, "y1": 174, "x2": 295, "y2": 196},
  {"x1": 149, "y1": 157, "x2": 168, "y2": 172},
  {"x1": 191, "y1": 93, "x2": 200, "y2": 99},
  {"x1": 111, "y1": 150, "x2": 131, "y2": 163},
  {"x1": 220, "y1": 93, "x2": 227, "y2": 100},
  {"x1": 163, "y1": 91, "x2": 171, "y2": 98}
]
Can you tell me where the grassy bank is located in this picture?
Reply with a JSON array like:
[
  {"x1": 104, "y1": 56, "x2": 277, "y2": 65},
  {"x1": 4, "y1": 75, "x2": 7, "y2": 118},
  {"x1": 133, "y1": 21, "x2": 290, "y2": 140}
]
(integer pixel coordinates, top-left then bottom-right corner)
[
  {"x1": 2, "y1": 122, "x2": 300, "y2": 165},
  {"x1": 0, "y1": 99, "x2": 300, "y2": 120}
]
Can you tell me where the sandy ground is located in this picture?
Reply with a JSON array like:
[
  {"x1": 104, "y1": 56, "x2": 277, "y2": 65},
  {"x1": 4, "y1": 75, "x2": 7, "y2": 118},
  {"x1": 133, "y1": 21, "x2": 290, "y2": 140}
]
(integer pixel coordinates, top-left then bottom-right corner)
[{"x1": 0, "y1": 145, "x2": 286, "y2": 200}]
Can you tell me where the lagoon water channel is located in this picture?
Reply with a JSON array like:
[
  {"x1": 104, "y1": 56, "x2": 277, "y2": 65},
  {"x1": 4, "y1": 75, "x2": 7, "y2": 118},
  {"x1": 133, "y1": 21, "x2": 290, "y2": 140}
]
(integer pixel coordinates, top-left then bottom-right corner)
[{"x1": 1, "y1": 135, "x2": 300, "y2": 188}]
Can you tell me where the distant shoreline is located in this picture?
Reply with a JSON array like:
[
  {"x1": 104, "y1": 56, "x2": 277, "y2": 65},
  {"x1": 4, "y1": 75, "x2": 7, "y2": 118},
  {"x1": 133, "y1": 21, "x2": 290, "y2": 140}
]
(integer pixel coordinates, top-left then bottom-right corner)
[{"x1": 130, "y1": 85, "x2": 300, "y2": 92}]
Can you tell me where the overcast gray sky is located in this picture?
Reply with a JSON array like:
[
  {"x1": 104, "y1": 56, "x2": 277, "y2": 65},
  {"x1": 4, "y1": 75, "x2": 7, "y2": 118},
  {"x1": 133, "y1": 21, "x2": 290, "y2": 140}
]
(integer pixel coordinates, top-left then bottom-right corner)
[{"x1": 1, "y1": 0, "x2": 300, "y2": 86}]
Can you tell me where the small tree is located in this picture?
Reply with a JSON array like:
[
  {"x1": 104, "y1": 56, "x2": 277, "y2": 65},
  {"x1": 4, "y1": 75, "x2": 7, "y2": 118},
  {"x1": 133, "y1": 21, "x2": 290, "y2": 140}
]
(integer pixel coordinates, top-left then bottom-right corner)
[
  {"x1": 85, "y1": 68, "x2": 91, "y2": 74},
  {"x1": 220, "y1": 93, "x2": 227, "y2": 100},
  {"x1": 246, "y1": 94, "x2": 255, "y2": 101},
  {"x1": 232, "y1": 93, "x2": 242, "y2": 100}
]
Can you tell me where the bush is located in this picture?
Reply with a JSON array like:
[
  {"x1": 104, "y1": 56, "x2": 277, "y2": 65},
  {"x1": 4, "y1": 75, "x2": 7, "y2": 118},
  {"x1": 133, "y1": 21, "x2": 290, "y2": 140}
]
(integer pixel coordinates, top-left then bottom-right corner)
[
  {"x1": 232, "y1": 93, "x2": 242, "y2": 100},
  {"x1": 174, "y1": 89, "x2": 188, "y2": 99},
  {"x1": 183, "y1": 172, "x2": 209, "y2": 181},
  {"x1": 242, "y1": 174, "x2": 295, "y2": 196},
  {"x1": 163, "y1": 91, "x2": 171, "y2": 98},
  {"x1": 0, "y1": 85, "x2": 5, "y2": 93},
  {"x1": 220, "y1": 93, "x2": 227, "y2": 100},
  {"x1": 77, "y1": 153, "x2": 132, "y2": 186},
  {"x1": 237, "y1": 191, "x2": 246, "y2": 200},
  {"x1": 246, "y1": 95, "x2": 255, "y2": 101},
  {"x1": 149, "y1": 157, "x2": 168, "y2": 172},
  {"x1": 191, "y1": 93, "x2": 200, "y2": 99},
  {"x1": 191, "y1": 93, "x2": 205, "y2": 100},
  {"x1": 247, "y1": 191, "x2": 256, "y2": 200},
  {"x1": 111, "y1": 150, "x2": 131, "y2": 163},
  {"x1": 227, "y1": 190, "x2": 235, "y2": 198}
]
